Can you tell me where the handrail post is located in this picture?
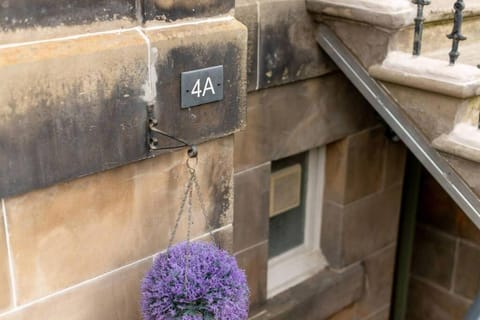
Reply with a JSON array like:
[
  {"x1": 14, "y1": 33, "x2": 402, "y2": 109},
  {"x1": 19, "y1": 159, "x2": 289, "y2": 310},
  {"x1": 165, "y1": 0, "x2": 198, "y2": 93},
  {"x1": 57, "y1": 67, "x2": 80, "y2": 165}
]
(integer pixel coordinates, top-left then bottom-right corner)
[
  {"x1": 447, "y1": 0, "x2": 467, "y2": 65},
  {"x1": 412, "y1": 0, "x2": 431, "y2": 56}
]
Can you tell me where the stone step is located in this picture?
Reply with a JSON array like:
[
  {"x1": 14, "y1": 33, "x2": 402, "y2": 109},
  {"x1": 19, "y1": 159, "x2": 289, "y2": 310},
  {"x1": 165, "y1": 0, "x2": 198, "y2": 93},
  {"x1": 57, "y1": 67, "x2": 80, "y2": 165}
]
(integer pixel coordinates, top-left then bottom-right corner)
[
  {"x1": 308, "y1": 0, "x2": 480, "y2": 164},
  {"x1": 393, "y1": 15, "x2": 480, "y2": 59},
  {"x1": 423, "y1": 0, "x2": 480, "y2": 22},
  {"x1": 307, "y1": 0, "x2": 480, "y2": 64},
  {"x1": 425, "y1": 41, "x2": 480, "y2": 67},
  {"x1": 369, "y1": 51, "x2": 480, "y2": 163}
]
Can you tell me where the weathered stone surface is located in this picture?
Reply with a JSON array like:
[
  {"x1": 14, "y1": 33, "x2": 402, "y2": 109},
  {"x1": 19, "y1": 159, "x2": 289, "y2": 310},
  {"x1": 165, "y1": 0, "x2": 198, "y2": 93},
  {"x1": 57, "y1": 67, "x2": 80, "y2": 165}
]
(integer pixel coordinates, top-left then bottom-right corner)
[
  {"x1": 234, "y1": 74, "x2": 379, "y2": 171},
  {"x1": 453, "y1": 241, "x2": 480, "y2": 300},
  {"x1": 262, "y1": 265, "x2": 364, "y2": 320},
  {"x1": 417, "y1": 168, "x2": 480, "y2": 246},
  {"x1": 258, "y1": 0, "x2": 335, "y2": 88},
  {"x1": 145, "y1": 20, "x2": 247, "y2": 150},
  {"x1": 1, "y1": 259, "x2": 150, "y2": 320},
  {"x1": 306, "y1": 0, "x2": 414, "y2": 30},
  {"x1": 325, "y1": 126, "x2": 387, "y2": 205},
  {"x1": 0, "y1": 213, "x2": 12, "y2": 313},
  {"x1": 322, "y1": 184, "x2": 402, "y2": 268},
  {"x1": 381, "y1": 83, "x2": 462, "y2": 142},
  {"x1": 422, "y1": 173, "x2": 480, "y2": 247},
  {"x1": 363, "y1": 308, "x2": 390, "y2": 320},
  {"x1": 0, "y1": 20, "x2": 247, "y2": 198},
  {"x1": 417, "y1": 170, "x2": 465, "y2": 236},
  {"x1": 370, "y1": 52, "x2": 480, "y2": 99},
  {"x1": 411, "y1": 225, "x2": 456, "y2": 290},
  {"x1": 0, "y1": 0, "x2": 137, "y2": 32},
  {"x1": 320, "y1": 18, "x2": 392, "y2": 68},
  {"x1": 4, "y1": 137, "x2": 233, "y2": 304},
  {"x1": 235, "y1": 242, "x2": 268, "y2": 314},
  {"x1": 234, "y1": 163, "x2": 270, "y2": 252},
  {"x1": 407, "y1": 278, "x2": 470, "y2": 320},
  {"x1": 326, "y1": 304, "x2": 356, "y2": 320},
  {"x1": 383, "y1": 140, "x2": 407, "y2": 187},
  {"x1": 235, "y1": 0, "x2": 259, "y2": 92},
  {"x1": 443, "y1": 153, "x2": 480, "y2": 202},
  {"x1": 143, "y1": 0, "x2": 234, "y2": 22},
  {"x1": 0, "y1": 31, "x2": 148, "y2": 198},
  {"x1": 356, "y1": 245, "x2": 396, "y2": 318}
]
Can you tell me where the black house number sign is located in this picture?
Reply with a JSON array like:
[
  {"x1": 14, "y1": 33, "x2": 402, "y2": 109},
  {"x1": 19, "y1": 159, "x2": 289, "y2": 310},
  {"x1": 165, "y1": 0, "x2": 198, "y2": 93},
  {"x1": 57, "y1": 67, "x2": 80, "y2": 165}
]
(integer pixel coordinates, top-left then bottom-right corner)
[{"x1": 181, "y1": 65, "x2": 224, "y2": 109}]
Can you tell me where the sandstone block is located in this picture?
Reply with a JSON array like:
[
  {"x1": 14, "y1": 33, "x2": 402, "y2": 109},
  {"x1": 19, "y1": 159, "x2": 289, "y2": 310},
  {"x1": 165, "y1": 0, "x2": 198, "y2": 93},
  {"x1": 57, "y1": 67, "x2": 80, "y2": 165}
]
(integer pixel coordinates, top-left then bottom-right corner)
[
  {"x1": 234, "y1": 163, "x2": 270, "y2": 252},
  {"x1": 234, "y1": 74, "x2": 379, "y2": 172},
  {"x1": 0, "y1": 213, "x2": 12, "y2": 313},
  {"x1": 322, "y1": 184, "x2": 402, "y2": 268},
  {"x1": 258, "y1": 0, "x2": 335, "y2": 88},
  {"x1": 4, "y1": 137, "x2": 233, "y2": 304},
  {"x1": 0, "y1": 0, "x2": 137, "y2": 44}
]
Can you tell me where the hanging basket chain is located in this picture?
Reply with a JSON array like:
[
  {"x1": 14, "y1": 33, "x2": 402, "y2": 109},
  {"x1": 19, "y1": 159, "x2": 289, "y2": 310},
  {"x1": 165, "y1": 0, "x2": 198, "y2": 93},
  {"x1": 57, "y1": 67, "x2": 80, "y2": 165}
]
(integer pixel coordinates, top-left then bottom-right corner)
[
  {"x1": 191, "y1": 169, "x2": 217, "y2": 244},
  {"x1": 184, "y1": 186, "x2": 194, "y2": 286},
  {"x1": 167, "y1": 148, "x2": 218, "y2": 252},
  {"x1": 168, "y1": 173, "x2": 194, "y2": 250}
]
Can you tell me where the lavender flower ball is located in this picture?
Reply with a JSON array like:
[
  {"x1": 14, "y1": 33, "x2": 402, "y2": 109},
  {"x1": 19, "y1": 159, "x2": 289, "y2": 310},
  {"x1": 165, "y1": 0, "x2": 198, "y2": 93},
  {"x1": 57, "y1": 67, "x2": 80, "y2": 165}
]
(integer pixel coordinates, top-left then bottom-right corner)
[{"x1": 141, "y1": 241, "x2": 249, "y2": 320}]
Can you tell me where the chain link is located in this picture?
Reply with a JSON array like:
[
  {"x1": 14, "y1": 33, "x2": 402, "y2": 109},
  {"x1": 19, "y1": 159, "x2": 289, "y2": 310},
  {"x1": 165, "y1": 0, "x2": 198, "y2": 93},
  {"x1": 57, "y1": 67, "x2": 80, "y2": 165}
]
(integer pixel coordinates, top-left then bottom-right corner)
[
  {"x1": 167, "y1": 152, "x2": 219, "y2": 287},
  {"x1": 191, "y1": 170, "x2": 217, "y2": 244},
  {"x1": 168, "y1": 154, "x2": 218, "y2": 250},
  {"x1": 167, "y1": 174, "x2": 194, "y2": 249}
]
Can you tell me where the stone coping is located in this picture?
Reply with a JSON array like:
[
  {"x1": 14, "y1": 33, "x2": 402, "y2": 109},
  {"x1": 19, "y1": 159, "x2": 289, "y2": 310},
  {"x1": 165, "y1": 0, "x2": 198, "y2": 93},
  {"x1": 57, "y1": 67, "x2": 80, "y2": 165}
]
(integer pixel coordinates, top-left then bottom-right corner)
[
  {"x1": 306, "y1": 0, "x2": 415, "y2": 29},
  {"x1": 369, "y1": 51, "x2": 480, "y2": 99}
]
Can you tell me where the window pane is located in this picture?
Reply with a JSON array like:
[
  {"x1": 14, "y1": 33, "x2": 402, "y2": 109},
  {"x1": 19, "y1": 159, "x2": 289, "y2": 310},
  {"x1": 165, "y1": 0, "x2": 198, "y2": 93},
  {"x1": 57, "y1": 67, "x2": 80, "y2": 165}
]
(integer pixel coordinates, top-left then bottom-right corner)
[{"x1": 269, "y1": 152, "x2": 308, "y2": 258}]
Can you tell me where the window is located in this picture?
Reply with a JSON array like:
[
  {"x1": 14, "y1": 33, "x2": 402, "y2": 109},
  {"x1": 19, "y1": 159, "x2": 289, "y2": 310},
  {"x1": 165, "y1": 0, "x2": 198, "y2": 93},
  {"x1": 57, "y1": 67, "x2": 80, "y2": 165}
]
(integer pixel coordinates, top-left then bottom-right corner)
[{"x1": 267, "y1": 147, "x2": 327, "y2": 298}]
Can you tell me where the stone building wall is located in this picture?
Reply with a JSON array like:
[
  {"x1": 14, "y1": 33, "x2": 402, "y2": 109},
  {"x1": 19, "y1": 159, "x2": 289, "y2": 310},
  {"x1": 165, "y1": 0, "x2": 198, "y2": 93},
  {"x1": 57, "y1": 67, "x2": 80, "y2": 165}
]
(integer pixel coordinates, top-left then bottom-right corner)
[
  {"x1": 407, "y1": 170, "x2": 480, "y2": 319},
  {"x1": 0, "y1": 0, "x2": 407, "y2": 319},
  {"x1": 234, "y1": 1, "x2": 407, "y2": 319}
]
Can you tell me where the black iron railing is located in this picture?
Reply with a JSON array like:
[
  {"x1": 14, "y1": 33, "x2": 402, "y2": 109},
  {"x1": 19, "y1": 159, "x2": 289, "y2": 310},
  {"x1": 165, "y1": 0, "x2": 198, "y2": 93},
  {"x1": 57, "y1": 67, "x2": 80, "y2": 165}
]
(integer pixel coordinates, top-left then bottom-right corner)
[
  {"x1": 412, "y1": 0, "x2": 467, "y2": 65},
  {"x1": 447, "y1": 0, "x2": 467, "y2": 65},
  {"x1": 412, "y1": 0, "x2": 431, "y2": 56}
]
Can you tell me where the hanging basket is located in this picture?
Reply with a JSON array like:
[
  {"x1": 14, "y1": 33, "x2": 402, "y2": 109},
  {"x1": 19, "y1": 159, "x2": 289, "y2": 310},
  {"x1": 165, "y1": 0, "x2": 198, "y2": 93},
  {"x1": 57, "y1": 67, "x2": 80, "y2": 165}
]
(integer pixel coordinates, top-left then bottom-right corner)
[
  {"x1": 141, "y1": 147, "x2": 249, "y2": 320},
  {"x1": 141, "y1": 241, "x2": 249, "y2": 320}
]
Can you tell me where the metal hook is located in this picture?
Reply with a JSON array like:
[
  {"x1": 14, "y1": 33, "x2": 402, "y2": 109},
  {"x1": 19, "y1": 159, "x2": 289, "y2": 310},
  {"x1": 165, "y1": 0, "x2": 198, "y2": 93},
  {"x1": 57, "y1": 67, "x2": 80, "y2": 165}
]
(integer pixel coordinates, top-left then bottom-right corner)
[{"x1": 147, "y1": 104, "x2": 198, "y2": 155}]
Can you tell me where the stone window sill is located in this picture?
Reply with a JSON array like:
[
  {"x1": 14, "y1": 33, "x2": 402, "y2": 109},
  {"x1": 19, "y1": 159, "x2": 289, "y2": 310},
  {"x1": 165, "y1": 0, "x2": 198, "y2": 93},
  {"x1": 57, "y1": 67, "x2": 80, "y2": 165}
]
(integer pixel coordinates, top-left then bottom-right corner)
[{"x1": 251, "y1": 264, "x2": 364, "y2": 320}]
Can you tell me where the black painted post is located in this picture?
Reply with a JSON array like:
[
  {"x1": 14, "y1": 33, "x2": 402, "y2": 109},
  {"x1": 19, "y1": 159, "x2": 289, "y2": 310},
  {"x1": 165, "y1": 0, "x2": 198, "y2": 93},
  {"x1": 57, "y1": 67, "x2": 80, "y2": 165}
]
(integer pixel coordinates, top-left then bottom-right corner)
[
  {"x1": 447, "y1": 0, "x2": 467, "y2": 65},
  {"x1": 412, "y1": 0, "x2": 431, "y2": 56}
]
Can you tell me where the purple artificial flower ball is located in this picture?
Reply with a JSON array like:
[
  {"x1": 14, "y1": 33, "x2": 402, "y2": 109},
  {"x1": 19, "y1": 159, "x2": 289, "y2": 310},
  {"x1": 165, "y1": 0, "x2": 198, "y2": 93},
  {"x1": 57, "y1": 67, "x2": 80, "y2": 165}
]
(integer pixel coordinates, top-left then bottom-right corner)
[{"x1": 141, "y1": 241, "x2": 249, "y2": 320}]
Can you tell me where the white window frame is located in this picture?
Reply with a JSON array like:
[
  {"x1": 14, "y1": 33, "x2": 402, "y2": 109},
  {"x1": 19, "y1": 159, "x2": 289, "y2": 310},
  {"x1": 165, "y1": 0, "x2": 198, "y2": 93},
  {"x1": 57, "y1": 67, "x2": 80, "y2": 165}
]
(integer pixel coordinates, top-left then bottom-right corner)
[{"x1": 267, "y1": 147, "x2": 327, "y2": 298}]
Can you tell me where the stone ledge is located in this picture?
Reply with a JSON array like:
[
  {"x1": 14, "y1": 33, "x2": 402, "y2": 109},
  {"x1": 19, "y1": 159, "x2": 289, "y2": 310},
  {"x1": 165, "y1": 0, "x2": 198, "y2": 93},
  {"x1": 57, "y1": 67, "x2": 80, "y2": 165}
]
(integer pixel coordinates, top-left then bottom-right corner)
[
  {"x1": 370, "y1": 52, "x2": 480, "y2": 99},
  {"x1": 306, "y1": 0, "x2": 415, "y2": 30},
  {"x1": 433, "y1": 124, "x2": 480, "y2": 164},
  {"x1": 257, "y1": 264, "x2": 364, "y2": 320}
]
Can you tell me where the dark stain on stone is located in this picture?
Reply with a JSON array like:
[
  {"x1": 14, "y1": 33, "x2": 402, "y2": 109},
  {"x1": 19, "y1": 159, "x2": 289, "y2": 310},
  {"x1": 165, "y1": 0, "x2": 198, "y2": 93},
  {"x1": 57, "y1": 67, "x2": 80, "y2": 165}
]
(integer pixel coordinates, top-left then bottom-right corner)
[
  {"x1": 210, "y1": 164, "x2": 232, "y2": 229},
  {"x1": 0, "y1": 68, "x2": 147, "y2": 198},
  {"x1": 259, "y1": 17, "x2": 334, "y2": 88},
  {"x1": 0, "y1": 0, "x2": 137, "y2": 31},
  {"x1": 235, "y1": 2, "x2": 259, "y2": 92},
  {"x1": 152, "y1": 42, "x2": 244, "y2": 146},
  {"x1": 0, "y1": 26, "x2": 244, "y2": 198},
  {"x1": 142, "y1": 0, "x2": 234, "y2": 22}
]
